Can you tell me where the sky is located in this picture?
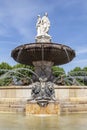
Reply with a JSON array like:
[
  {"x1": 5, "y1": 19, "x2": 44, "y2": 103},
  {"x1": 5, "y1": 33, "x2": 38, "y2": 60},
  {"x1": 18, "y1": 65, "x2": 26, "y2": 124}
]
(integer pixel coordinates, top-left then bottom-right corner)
[{"x1": 0, "y1": 0, "x2": 87, "y2": 73}]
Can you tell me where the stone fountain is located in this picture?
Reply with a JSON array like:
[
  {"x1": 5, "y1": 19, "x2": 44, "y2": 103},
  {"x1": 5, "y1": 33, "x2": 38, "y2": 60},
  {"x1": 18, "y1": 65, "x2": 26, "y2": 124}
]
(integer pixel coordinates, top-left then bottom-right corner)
[{"x1": 11, "y1": 13, "x2": 75, "y2": 114}]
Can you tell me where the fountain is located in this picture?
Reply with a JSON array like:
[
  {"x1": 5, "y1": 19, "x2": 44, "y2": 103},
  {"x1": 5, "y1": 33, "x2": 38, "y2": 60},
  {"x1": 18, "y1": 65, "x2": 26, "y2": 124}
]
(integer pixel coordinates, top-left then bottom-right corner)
[{"x1": 11, "y1": 13, "x2": 75, "y2": 114}]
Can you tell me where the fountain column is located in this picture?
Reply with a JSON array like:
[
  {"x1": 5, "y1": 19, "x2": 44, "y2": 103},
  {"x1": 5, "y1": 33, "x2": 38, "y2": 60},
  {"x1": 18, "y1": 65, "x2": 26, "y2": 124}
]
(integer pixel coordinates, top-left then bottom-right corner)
[{"x1": 32, "y1": 61, "x2": 54, "y2": 80}]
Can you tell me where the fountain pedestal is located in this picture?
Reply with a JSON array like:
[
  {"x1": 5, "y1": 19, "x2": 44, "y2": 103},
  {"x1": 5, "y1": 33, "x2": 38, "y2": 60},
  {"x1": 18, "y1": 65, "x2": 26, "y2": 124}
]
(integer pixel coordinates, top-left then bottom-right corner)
[
  {"x1": 32, "y1": 61, "x2": 54, "y2": 80},
  {"x1": 35, "y1": 35, "x2": 51, "y2": 43},
  {"x1": 26, "y1": 101, "x2": 60, "y2": 115}
]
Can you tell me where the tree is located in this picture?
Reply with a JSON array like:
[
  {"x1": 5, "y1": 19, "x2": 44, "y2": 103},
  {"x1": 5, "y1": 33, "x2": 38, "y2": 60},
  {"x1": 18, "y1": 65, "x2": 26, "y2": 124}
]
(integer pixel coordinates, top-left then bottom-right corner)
[
  {"x1": 12, "y1": 63, "x2": 34, "y2": 77},
  {"x1": 0, "y1": 63, "x2": 34, "y2": 86},
  {"x1": 68, "y1": 67, "x2": 87, "y2": 85},
  {"x1": 0, "y1": 62, "x2": 12, "y2": 86},
  {"x1": 82, "y1": 67, "x2": 87, "y2": 74},
  {"x1": 52, "y1": 66, "x2": 65, "y2": 77},
  {"x1": 0, "y1": 62, "x2": 12, "y2": 75},
  {"x1": 12, "y1": 64, "x2": 34, "y2": 85},
  {"x1": 68, "y1": 67, "x2": 83, "y2": 76},
  {"x1": 0, "y1": 62, "x2": 12, "y2": 69}
]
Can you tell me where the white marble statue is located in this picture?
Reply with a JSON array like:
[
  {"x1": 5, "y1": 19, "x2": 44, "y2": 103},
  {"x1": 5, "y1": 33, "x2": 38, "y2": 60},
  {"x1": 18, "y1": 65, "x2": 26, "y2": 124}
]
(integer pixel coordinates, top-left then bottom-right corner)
[
  {"x1": 36, "y1": 13, "x2": 50, "y2": 36},
  {"x1": 36, "y1": 15, "x2": 42, "y2": 36}
]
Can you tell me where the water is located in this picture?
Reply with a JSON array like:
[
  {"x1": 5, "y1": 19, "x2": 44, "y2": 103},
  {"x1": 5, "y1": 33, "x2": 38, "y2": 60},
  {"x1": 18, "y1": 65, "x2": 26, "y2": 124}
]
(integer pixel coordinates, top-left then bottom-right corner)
[
  {"x1": 0, "y1": 68, "x2": 39, "y2": 85},
  {"x1": 0, "y1": 113, "x2": 87, "y2": 130},
  {"x1": 63, "y1": 47, "x2": 70, "y2": 62}
]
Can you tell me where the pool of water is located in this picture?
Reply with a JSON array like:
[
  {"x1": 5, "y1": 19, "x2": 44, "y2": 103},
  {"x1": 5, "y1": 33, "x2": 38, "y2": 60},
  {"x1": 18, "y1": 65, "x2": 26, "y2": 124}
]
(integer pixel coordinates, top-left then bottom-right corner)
[{"x1": 0, "y1": 113, "x2": 87, "y2": 130}]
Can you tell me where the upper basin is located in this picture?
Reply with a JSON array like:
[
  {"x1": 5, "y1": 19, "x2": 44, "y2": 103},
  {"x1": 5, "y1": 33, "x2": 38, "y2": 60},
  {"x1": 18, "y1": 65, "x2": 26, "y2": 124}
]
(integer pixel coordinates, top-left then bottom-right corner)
[{"x1": 11, "y1": 42, "x2": 75, "y2": 66}]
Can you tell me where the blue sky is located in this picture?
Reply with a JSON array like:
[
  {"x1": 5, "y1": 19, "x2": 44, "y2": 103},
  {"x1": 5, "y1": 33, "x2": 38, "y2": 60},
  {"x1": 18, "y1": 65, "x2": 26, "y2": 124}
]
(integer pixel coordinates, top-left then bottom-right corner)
[{"x1": 0, "y1": 0, "x2": 87, "y2": 72}]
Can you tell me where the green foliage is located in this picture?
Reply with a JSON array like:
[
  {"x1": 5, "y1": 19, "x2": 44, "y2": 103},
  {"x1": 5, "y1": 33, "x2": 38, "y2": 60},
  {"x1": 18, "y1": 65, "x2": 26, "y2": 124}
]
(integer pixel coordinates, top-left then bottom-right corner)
[
  {"x1": 68, "y1": 67, "x2": 87, "y2": 85},
  {"x1": 0, "y1": 63, "x2": 34, "y2": 86},
  {"x1": 0, "y1": 62, "x2": 12, "y2": 75},
  {"x1": 52, "y1": 66, "x2": 65, "y2": 77},
  {"x1": 12, "y1": 63, "x2": 34, "y2": 78},
  {"x1": 0, "y1": 78, "x2": 12, "y2": 86},
  {"x1": 12, "y1": 64, "x2": 34, "y2": 85},
  {"x1": 0, "y1": 61, "x2": 87, "y2": 86},
  {"x1": 72, "y1": 67, "x2": 82, "y2": 71},
  {"x1": 69, "y1": 67, "x2": 83, "y2": 76},
  {"x1": 82, "y1": 67, "x2": 87, "y2": 71},
  {"x1": 0, "y1": 62, "x2": 12, "y2": 70},
  {"x1": 68, "y1": 66, "x2": 87, "y2": 76}
]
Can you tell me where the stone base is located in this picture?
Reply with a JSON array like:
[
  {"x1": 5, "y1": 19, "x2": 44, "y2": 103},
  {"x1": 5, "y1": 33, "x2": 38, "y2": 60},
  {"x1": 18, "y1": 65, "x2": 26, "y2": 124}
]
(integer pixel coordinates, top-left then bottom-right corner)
[
  {"x1": 26, "y1": 101, "x2": 60, "y2": 115},
  {"x1": 35, "y1": 35, "x2": 51, "y2": 43}
]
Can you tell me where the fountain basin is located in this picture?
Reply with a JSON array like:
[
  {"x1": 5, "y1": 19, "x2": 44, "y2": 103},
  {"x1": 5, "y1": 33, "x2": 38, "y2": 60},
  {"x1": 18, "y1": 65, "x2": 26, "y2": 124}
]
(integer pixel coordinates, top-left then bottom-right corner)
[{"x1": 11, "y1": 43, "x2": 75, "y2": 66}]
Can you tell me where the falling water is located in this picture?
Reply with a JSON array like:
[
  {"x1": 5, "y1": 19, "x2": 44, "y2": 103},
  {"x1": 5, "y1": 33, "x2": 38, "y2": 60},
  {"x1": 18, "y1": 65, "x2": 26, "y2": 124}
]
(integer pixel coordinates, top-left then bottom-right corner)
[
  {"x1": 68, "y1": 71, "x2": 87, "y2": 86},
  {"x1": 41, "y1": 43, "x2": 44, "y2": 61},
  {"x1": 64, "y1": 76, "x2": 81, "y2": 86},
  {"x1": 63, "y1": 47, "x2": 70, "y2": 62},
  {"x1": 17, "y1": 48, "x2": 23, "y2": 61},
  {"x1": 14, "y1": 68, "x2": 39, "y2": 78},
  {"x1": 43, "y1": 68, "x2": 87, "y2": 86}
]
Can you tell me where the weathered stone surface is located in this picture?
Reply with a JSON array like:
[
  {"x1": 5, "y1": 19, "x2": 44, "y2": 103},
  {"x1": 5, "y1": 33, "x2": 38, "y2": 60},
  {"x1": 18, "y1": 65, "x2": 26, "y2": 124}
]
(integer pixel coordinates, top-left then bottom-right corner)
[
  {"x1": 11, "y1": 43, "x2": 75, "y2": 66},
  {"x1": 35, "y1": 35, "x2": 51, "y2": 43},
  {"x1": 26, "y1": 101, "x2": 60, "y2": 114},
  {"x1": 32, "y1": 61, "x2": 54, "y2": 80},
  {"x1": 0, "y1": 86, "x2": 87, "y2": 114}
]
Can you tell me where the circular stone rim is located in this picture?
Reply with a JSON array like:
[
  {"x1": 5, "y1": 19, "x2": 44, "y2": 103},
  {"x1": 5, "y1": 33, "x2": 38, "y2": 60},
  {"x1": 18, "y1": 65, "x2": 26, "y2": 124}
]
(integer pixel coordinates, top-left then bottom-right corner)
[{"x1": 11, "y1": 42, "x2": 75, "y2": 66}]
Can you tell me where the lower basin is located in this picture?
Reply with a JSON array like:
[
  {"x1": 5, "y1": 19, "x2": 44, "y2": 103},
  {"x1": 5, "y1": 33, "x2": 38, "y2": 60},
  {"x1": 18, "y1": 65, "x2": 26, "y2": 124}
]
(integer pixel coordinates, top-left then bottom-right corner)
[{"x1": 0, "y1": 113, "x2": 87, "y2": 130}]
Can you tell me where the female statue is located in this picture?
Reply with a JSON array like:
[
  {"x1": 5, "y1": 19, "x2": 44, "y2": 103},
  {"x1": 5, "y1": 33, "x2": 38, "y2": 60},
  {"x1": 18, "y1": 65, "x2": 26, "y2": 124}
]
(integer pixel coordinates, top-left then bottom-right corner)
[{"x1": 36, "y1": 13, "x2": 50, "y2": 36}]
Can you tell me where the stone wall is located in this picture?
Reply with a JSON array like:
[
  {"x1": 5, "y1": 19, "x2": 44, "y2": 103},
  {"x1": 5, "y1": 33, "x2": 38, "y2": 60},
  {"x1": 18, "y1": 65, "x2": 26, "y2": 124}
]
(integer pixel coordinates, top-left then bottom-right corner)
[
  {"x1": 0, "y1": 86, "x2": 31, "y2": 100},
  {"x1": 55, "y1": 85, "x2": 87, "y2": 101},
  {"x1": 0, "y1": 85, "x2": 87, "y2": 100},
  {"x1": 0, "y1": 85, "x2": 87, "y2": 114}
]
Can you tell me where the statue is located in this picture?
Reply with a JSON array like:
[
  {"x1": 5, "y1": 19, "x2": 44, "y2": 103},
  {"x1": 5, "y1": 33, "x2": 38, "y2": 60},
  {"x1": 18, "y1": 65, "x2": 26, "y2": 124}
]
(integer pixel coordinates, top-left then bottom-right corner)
[
  {"x1": 31, "y1": 78, "x2": 55, "y2": 102},
  {"x1": 36, "y1": 13, "x2": 50, "y2": 36},
  {"x1": 36, "y1": 15, "x2": 42, "y2": 36},
  {"x1": 31, "y1": 82, "x2": 41, "y2": 99},
  {"x1": 41, "y1": 12, "x2": 50, "y2": 36}
]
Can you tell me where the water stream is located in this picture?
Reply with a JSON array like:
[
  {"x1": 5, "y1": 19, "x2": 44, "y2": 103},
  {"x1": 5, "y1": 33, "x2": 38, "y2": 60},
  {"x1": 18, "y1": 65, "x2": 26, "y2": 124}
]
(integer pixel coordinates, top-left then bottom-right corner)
[
  {"x1": 63, "y1": 47, "x2": 70, "y2": 62},
  {"x1": 0, "y1": 68, "x2": 39, "y2": 85},
  {"x1": 41, "y1": 43, "x2": 44, "y2": 61},
  {"x1": 16, "y1": 48, "x2": 23, "y2": 61}
]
